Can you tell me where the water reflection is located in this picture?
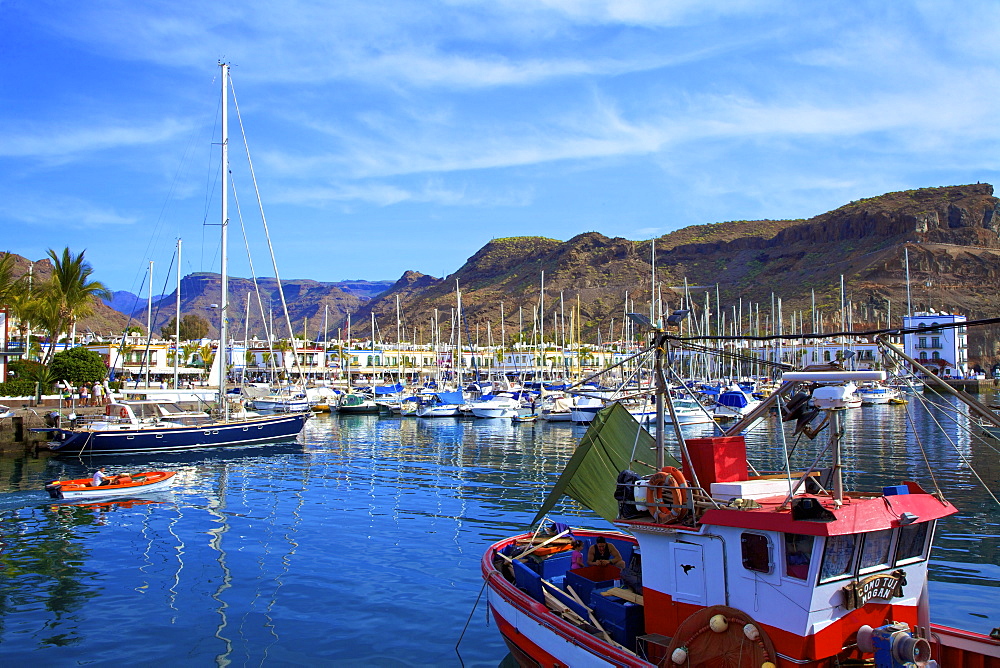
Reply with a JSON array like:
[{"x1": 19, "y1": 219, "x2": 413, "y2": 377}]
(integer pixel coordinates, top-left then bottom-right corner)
[{"x1": 0, "y1": 395, "x2": 996, "y2": 660}]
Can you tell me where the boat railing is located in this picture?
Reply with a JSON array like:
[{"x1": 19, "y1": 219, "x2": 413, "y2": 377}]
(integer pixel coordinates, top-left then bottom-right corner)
[
  {"x1": 639, "y1": 478, "x2": 718, "y2": 525},
  {"x1": 73, "y1": 414, "x2": 136, "y2": 428}
]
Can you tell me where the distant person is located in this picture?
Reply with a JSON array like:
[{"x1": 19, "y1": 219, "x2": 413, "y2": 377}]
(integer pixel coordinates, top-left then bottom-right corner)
[
  {"x1": 587, "y1": 537, "x2": 624, "y2": 568},
  {"x1": 80, "y1": 384, "x2": 90, "y2": 406},
  {"x1": 93, "y1": 383, "x2": 104, "y2": 406},
  {"x1": 570, "y1": 539, "x2": 585, "y2": 570},
  {"x1": 92, "y1": 467, "x2": 109, "y2": 487}
]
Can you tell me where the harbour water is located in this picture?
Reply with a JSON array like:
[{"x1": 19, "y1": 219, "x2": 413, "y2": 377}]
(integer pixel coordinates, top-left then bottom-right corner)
[{"x1": 0, "y1": 395, "x2": 997, "y2": 665}]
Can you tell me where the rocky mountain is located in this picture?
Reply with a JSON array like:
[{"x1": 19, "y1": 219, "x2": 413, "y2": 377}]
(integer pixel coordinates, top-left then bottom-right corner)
[
  {"x1": 350, "y1": 183, "x2": 1000, "y2": 364},
  {"x1": 134, "y1": 274, "x2": 394, "y2": 339},
  {"x1": 14, "y1": 182, "x2": 1000, "y2": 367},
  {"x1": 104, "y1": 290, "x2": 167, "y2": 314},
  {"x1": 3, "y1": 255, "x2": 132, "y2": 338}
]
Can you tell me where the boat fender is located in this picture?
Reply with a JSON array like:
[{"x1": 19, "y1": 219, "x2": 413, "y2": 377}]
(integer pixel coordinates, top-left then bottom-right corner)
[
  {"x1": 44, "y1": 481, "x2": 63, "y2": 499},
  {"x1": 119, "y1": 407, "x2": 128, "y2": 419},
  {"x1": 105, "y1": 405, "x2": 112, "y2": 416},
  {"x1": 709, "y1": 614, "x2": 728, "y2": 633},
  {"x1": 670, "y1": 647, "x2": 688, "y2": 664},
  {"x1": 648, "y1": 466, "x2": 688, "y2": 524},
  {"x1": 744, "y1": 623, "x2": 760, "y2": 641}
]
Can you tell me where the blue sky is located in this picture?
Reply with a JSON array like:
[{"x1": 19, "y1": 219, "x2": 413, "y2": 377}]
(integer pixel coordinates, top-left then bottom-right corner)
[{"x1": 1, "y1": 1, "x2": 998, "y2": 296}]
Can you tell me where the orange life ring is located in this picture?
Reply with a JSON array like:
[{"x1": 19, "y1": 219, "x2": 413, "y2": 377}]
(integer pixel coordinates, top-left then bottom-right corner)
[
  {"x1": 648, "y1": 466, "x2": 688, "y2": 524},
  {"x1": 119, "y1": 407, "x2": 129, "y2": 419}
]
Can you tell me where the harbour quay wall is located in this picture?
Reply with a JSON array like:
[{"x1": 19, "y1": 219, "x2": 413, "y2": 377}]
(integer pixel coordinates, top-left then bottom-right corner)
[{"x1": 922, "y1": 377, "x2": 998, "y2": 394}]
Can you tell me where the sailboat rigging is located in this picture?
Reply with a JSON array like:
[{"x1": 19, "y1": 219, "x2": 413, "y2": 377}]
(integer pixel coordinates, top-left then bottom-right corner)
[{"x1": 33, "y1": 62, "x2": 309, "y2": 455}]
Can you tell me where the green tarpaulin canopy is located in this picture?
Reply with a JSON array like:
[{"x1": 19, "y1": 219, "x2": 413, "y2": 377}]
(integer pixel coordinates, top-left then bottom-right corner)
[{"x1": 532, "y1": 402, "x2": 681, "y2": 525}]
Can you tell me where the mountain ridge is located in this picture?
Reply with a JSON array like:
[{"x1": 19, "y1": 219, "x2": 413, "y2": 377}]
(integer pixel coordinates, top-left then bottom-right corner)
[{"x1": 9, "y1": 182, "x2": 1000, "y2": 365}]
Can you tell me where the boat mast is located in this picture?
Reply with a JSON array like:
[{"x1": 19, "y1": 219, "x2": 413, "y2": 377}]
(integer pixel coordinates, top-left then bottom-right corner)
[
  {"x1": 147, "y1": 260, "x2": 153, "y2": 389},
  {"x1": 174, "y1": 239, "x2": 181, "y2": 390},
  {"x1": 220, "y1": 62, "x2": 230, "y2": 418}
]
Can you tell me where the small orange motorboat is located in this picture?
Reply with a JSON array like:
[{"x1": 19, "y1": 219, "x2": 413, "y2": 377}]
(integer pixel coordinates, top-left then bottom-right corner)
[{"x1": 44, "y1": 471, "x2": 176, "y2": 499}]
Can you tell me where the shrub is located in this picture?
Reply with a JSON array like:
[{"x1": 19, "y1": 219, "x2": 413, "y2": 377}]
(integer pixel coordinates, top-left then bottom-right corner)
[
  {"x1": 0, "y1": 380, "x2": 40, "y2": 397},
  {"x1": 49, "y1": 347, "x2": 108, "y2": 384}
]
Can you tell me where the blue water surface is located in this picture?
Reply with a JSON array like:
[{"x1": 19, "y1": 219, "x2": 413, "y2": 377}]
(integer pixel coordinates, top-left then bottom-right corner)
[{"x1": 0, "y1": 393, "x2": 996, "y2": 665}]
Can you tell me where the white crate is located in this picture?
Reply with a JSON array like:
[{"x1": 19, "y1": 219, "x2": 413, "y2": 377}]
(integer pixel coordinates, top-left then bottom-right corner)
[{"x1": 710, "y1": 479, "x2": 791, "y2": 502}]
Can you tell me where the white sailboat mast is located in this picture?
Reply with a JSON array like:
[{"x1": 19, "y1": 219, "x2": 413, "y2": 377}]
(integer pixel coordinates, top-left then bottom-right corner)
[
  {"x1": 174, "y1": 239, "x2": 181, "y2": 390},
  {"x1": 220, "y1": 62, "x2": 230, "y2": 411}
]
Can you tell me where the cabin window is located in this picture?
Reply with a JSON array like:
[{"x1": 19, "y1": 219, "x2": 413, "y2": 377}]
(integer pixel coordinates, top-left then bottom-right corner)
[
  {"x1": 823, "y1": 350, "x2": 831, "y2": 362},
  {"x1": 895, "y1": 521, "x2": 931, "y2": 565},
  {"x1": 740, "y1": 532, "x2": 771, "y2": 573},
  {"x1": 819, "y1": 534, "x2": 857, "y2": 582},
  {"x1": 858, "y1": 529, "x2": 894, "y2": 574},
  {"x1": 783, "y1": 533, "x2": 814, "y2": 580}
]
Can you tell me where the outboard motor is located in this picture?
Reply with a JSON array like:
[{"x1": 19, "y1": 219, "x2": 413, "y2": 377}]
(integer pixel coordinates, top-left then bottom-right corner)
[
  {"x1": 44, "y1": 411, "x2": 61, "y2": 428},
  {"x1": 44, "y1": 481, "x2": 64, "y2": 499},
  {"x1": 614, "y1": 469, "x2": 644, "y2": 519}
]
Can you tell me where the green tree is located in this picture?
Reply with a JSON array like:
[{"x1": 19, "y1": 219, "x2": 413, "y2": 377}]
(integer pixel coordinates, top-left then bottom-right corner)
[
  {"x1": 161, "y1": 314, "x2": 210, "y2": 341},
  {"x1": 197, "y1": 343, "x2": 215, "y2": 369},
  {"x1": 49, "y1": 347, "x2": 108, "y2": 384},
  {"x1": 181, "y1": 342, "x2": 200, "y2": 366},
  {"x1": 0, "y1": 253, "x2": 26, "y2": 307},
  {"x1": 7, "y1": 290, "x2": 40, "y2": 349},
  {"x1": 39, "y1": 248, "x2": 112, "y2": 364},
  {"x1": 21, "y1": 362, "x2": 58, "y2": 404}
]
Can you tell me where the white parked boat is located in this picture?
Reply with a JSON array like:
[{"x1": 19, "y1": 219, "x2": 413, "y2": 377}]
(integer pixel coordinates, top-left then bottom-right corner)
[
  {"x1": 415, "y1": 391, "x2": 464, "y2": 418},
  {"x1": 538, "y1": 396, "x2": 574, "y2": 422},
  {"x1": 469, "y1": 394, "x2": 522, "y2": 419},
  {"x1": 711, "y1": 385, "x2": 762, "y2": 420},
  {"x1": 251, "y1": 387, "x2": 310, "y2": 413},
  {"x1": 857, "y1": 383, "x2": 901, "y2": 405},
  {"x1": 570, "y1": 395, "x2": 607, "y2": 424},
  {"x1": 666, "y1": 396, "x2": 715, "y2": 425}
]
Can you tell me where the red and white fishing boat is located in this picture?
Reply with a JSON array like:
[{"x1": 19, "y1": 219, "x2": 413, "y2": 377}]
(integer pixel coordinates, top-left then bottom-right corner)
[
  {"x1": 482, "y1": 348, "x2": 1000, "y2": 666},
  {"x1": 45, "y1": 471, "x2": 176, "y2": 499}
]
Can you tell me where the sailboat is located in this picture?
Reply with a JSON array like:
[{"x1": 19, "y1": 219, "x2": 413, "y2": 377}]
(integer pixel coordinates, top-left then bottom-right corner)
[
  {"x1": 37, "y1": 63, "x2": 308, "y2": 455},
  {"x1": 481, "y1": 332, "x2": 1000, "y2": 666}
]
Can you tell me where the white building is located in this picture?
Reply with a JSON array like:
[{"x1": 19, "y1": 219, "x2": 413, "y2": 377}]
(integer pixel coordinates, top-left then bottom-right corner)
[{"x1": 902, "y1": 311, "x2": 968, "y2": 377}]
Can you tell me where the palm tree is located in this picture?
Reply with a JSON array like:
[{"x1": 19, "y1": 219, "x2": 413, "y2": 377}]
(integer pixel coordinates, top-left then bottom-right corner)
[
  {"x1": 0, "y1": 253, "x2": 25, "y2": 307},
  {"x1": 39, "y1": 248, "x2": 112, "y2": 364},
  {"x1": 6, "y1": 290, "x2": 41, "y2": 356},
  {"x1": 198, "y1": 343, "x2": 215, "y2": 369},
  {"x1": 181, "y1": 342, "x2": 200, "y2": 366}
]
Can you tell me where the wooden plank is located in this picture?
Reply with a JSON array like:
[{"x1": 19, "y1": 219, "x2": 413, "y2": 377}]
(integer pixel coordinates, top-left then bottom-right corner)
[
  {"x1": 601, "y1": 587, "x2": 643, "y2": 605},
  {"x1": 565, "y1": 584, "x2": 624, "y2": 649},
  {"x1": 513, "y1": 529, "x2": 570, "y2": 561}
]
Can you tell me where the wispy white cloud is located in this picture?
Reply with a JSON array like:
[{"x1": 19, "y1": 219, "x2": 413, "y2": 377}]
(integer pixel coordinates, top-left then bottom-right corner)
[
  {"x1": 4, "y1": 0, "x2": 1000, "y2": 288},
  {"x1": 0, "y1": 191, "x2": 138, "y2": 228},
  {"x1": 0, "y1": 118, "x2": 195, "y2": 162}
]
